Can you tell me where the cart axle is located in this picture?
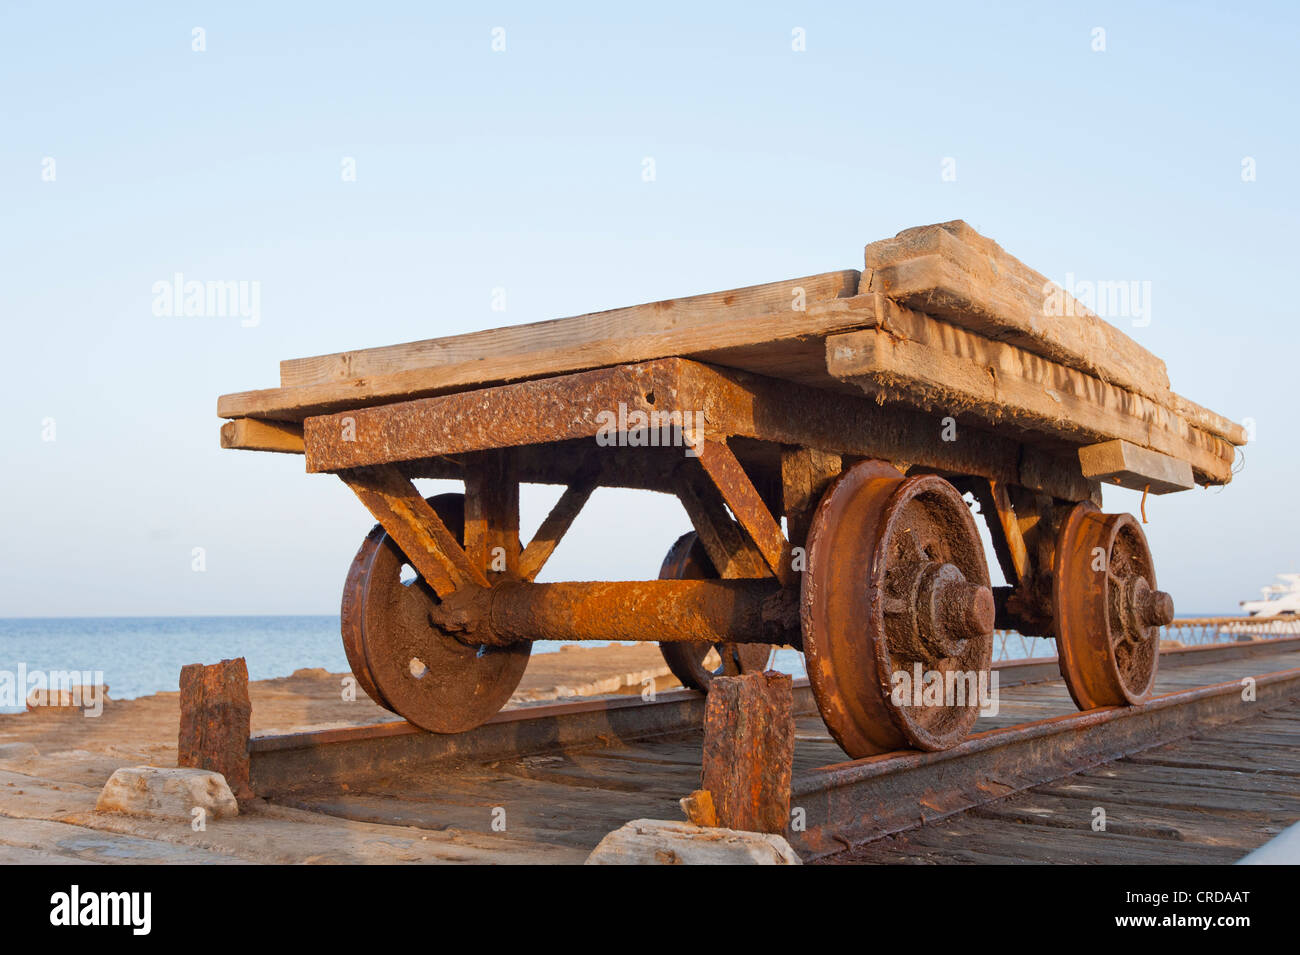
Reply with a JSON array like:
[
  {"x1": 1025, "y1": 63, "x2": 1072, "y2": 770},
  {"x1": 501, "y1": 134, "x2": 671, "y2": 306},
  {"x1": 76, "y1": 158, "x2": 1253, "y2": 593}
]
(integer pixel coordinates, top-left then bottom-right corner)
[{"x1": 429, "y1": 578, "x2": 801, "y2": 650}]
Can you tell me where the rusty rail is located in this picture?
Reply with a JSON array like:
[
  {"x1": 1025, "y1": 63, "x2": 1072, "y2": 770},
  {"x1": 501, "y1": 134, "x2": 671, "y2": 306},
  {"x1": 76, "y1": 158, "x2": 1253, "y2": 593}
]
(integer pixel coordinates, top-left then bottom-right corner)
[
  {"x1": 250, "y1": 636, "x2": 1300, "y2": 797},
  {"x1": 790, "y1": 663, "x2": 1300, "y2": 859}
]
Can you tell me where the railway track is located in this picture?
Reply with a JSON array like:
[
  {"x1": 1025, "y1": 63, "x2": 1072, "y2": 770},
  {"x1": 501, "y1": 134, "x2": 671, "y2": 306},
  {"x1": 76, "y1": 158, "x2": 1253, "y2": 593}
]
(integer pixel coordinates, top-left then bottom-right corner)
[{"x1": 248, "y1": 635, "x2": 1300, "y2": 862}]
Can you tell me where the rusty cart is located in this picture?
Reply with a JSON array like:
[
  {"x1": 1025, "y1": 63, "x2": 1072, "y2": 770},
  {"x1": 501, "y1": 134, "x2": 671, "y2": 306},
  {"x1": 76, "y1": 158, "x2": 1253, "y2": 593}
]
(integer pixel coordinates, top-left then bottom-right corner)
[{"x1": 218, "y1": 221, "x2": 1244, "y2": 758}]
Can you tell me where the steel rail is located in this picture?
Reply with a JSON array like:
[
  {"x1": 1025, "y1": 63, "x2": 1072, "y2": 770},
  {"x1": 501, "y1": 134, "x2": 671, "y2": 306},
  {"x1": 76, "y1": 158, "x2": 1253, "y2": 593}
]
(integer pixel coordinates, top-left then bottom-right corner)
[
  {"x1": 249, "y1": 636, "x2": 1300, "y2": 800},
  {"x1": 790, "y1": 663, "x2": 1300, "y2": 860}
]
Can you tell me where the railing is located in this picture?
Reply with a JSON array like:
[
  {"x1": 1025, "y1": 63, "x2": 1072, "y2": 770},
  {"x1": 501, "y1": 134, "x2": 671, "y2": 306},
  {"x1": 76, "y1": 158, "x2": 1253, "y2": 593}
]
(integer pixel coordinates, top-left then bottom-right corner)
[
  {"x1": 992, "y1": 616, "x2": 1300, "y2": 661},
  {"x1": 1160, "y1": 616, "x2": 1300, "y2": 646},
  {"x1": 994, "y1": 630, "x2": 1054, "y2": 661}
]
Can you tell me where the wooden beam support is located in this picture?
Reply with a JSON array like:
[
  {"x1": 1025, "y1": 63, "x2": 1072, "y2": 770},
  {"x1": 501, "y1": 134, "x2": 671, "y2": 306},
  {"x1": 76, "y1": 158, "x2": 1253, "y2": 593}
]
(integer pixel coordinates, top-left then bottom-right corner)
[
  {"x1": 301, "y1": 357, "x2": 1100, "y2": 502},
  {"x1": 1078, "y1": 439, "x2": 1195, "y2": 494},
  {"x1": 970, "y1": 479, "x2": 1031, "y2": 587},
  {"x1": 825, "y1": 305, "x2": 1232, "y2": 485},
  {"x1": 219, "y1": 418, "x2": 304, "y2": 454},
  {"x1": 780, "y1": 447, "x2": 842, "y2": 551},
  {"x1": 178, "y1": 658, "x2": 253, "y2": 803},
  {"x1": 701, "y1": 671, "x2": 794, "y2": 834}
]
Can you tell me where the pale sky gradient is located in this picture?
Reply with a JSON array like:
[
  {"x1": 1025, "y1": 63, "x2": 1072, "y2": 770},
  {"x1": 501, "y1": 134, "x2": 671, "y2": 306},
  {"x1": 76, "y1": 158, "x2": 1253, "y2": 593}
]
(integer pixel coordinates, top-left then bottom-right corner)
[{"x1": 1, "y1": 1, "x2": 1295, "y2": 617}]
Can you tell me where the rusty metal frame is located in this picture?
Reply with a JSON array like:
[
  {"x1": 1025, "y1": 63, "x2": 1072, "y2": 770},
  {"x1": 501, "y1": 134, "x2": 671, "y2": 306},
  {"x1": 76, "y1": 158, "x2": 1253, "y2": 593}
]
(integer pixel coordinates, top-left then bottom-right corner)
[
  {"x1": 319, "y1": 359, "x2": 1098, "y2": 635},
  {"x1": 304, "y1": 358, "x2": 1099, "y2": 504},
  {"x1": 339, "y1": 465, "x2": 489, "y2": 599}
]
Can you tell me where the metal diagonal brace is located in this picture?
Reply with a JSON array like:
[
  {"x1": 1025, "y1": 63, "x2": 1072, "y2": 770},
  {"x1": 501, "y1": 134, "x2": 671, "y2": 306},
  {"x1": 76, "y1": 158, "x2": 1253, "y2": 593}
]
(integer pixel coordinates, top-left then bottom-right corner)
[
  {"x1": 340, "y1": 465, "x2": 490, "y2": 598},
  {"x1": 518, "y1": 475, "x2": 599, "y2": 582},
  {"x1": 695, "y1": 439, "x2": 793, "y2": 585}
]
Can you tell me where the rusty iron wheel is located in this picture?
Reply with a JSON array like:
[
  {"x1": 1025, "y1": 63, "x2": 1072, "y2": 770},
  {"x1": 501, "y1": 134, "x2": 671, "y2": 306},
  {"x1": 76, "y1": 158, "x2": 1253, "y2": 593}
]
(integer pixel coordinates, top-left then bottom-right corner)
[
  {"x1": 340, "y1": 492, "x2": 531, "y2": 732},
  {"x1": 1053, "y1": 503, "x2": 1172, "y2": 710},
  {"x1": 802, "y1": 461, "x2": 995, "y2": 757},
  {"x1": 656, "y1": 532, "x2": 773, "y2": 690}
]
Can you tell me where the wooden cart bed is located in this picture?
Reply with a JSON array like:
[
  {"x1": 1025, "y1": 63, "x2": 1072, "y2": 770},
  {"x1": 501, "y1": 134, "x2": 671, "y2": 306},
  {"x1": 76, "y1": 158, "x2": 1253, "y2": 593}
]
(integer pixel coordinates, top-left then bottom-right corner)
[{"x1": 218, "y1": 221, "x2": 1243, "y2": 490}]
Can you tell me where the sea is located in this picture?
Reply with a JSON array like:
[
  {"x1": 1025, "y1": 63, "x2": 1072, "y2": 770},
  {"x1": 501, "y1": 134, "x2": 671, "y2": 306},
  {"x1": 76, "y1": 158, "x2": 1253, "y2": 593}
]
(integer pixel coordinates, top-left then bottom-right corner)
[
  {"x1": 0, "y1": 612, "x2": 1226, "y2": 713},
  {"x1": 0, "y1": 616, "x2": 810, "y2": 712}
]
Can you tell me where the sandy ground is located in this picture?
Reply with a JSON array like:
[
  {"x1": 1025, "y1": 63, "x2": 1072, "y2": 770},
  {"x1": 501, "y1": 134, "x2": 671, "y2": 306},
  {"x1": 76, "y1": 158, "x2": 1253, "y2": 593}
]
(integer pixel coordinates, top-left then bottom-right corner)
[{"x1": 0, "y1": 643, "x2": 681, "y2": 864}]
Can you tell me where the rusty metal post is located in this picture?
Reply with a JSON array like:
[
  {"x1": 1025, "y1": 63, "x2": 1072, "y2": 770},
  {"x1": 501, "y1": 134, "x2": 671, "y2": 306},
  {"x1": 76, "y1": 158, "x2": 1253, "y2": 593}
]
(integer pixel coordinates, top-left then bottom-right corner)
[
  {"x1": 178, "y1": 658, "x2": 253, "y2": 803},
  {"x1": 699, "y1": 671, "x2": 794, "y2": 834}
]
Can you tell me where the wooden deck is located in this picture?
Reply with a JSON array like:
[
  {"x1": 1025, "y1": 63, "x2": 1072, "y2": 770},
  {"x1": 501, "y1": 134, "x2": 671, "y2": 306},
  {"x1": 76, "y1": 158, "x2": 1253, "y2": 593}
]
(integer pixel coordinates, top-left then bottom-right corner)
[
  {"x1": 824, "y1": 698, "x2": 1300, "y2": 864},
  {"x1": 260, "y1": 641, "x2": 1300, "y2": 863}
]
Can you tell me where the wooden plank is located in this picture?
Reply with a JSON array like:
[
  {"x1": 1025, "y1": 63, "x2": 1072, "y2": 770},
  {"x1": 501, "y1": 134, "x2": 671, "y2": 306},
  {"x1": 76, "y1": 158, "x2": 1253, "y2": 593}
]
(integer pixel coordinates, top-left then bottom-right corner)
[
  {"x1": 824, "y1": 300, "x2": 1235, "y2": 485},
  {"x1": 969, "y1": 790, "x2": 1289, "y2": 849},
  {"x1": 219, "y1": 418, "x2": 304, "y2": 453},
  {"x1": 673, "y1": 468, "x2": 771, "y2": 578},
  {"x1": 220, "y1": 291, "x2": 880, "y2": 423},
  {"x1": 861, "y1": 220, "x2": 1172, "y2": 403},
  {"x1": 279, "y1": 269, "x2": 862, "y2": 387},
  {"x1": 1078, "y1": 439, "x2": 1195, "y2": 494}
]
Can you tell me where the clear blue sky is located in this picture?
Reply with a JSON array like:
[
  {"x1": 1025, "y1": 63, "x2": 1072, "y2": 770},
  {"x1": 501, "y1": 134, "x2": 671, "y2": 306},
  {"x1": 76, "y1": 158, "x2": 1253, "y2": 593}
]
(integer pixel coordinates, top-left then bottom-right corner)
[{"x1": 1, "y1": 1, "x2": 1294, "y2": 616}]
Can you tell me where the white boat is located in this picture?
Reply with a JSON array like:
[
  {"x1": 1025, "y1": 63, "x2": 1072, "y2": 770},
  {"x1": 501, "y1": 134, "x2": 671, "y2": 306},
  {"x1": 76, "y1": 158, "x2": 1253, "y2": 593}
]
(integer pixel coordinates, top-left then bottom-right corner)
[{"x1": 1240, "y1": 574, "x2": 1300, "y2": 618}]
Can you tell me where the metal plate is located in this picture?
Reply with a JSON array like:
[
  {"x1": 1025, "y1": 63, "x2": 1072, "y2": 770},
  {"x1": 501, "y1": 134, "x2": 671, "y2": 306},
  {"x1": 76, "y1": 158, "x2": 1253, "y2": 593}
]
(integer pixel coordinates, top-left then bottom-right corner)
[
  {"x1": 802, "y1": 461, "x2": 994, "y2": 757},
  {"x1": 340, "y1": 493, "x2": 530, "y2": 733}
]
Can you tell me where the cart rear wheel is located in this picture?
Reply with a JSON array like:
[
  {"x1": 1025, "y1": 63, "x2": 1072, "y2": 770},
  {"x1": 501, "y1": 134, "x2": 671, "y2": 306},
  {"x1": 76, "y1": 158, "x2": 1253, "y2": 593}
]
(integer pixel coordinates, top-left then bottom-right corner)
[
  {"x1": 657, "y1": 533, "x2": 773, "y2": 690},
  {"x1": 340, "y1": 492, "x2": 531, "y2": 732},
  {"x1": 802, "y1": 461, "x2": 995, "y2": 757},
  {"x1": 1053, "y1": 503, "x2": 1171, "y2": 709}
]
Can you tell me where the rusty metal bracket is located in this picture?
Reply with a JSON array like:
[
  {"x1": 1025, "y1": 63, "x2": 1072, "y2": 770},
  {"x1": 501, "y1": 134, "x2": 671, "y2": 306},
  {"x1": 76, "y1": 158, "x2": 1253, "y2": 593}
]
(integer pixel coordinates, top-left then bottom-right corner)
[
  {"x1": 340, "y1": 464, "x2": 490, "y2": 598},
  {"x1": 518, "y1": 474, "x2": 600, "y2": 582},
  {"x1": 463, "y1": 450, "x2": 521, "y2": 581},
  {"x1": 694, "y1": 439, "x2": 793, "y2": 585},
  {"x1": 780, "y1": 446, "x2": 842, "y2": 551},
  {"x1": 969, "y1": 479, "x2": 1030, "y2": 587},
  {"x1": 673, "y1": 468, "x2": 770, "y2": 579}
]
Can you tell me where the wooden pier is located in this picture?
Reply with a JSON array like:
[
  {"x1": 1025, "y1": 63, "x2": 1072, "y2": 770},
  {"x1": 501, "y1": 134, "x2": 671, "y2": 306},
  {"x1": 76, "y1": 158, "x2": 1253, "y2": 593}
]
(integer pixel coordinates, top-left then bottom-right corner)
[{"x1": 247, "y1": 636, "x2": 1300, "y2": 863}]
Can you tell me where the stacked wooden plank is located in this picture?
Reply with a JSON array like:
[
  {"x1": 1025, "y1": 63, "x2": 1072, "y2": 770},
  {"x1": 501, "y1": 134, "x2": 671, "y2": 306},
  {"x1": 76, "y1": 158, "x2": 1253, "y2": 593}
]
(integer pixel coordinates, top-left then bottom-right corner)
[{"x1": 218, "y1": 221, "x2": 1244, "y2": 486}]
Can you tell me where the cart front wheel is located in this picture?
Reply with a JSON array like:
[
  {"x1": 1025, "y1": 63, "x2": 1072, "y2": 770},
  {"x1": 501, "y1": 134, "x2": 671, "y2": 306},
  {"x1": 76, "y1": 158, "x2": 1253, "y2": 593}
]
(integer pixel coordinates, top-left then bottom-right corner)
[
  {"x1": 802, "y1": 461, "x2": 995, "y2": 757},
  {"x1": 340, "y1": 492, "x2": 531, "y2": 733},
  {"x1": 1053, "y1": 503, "x2": 1171, "y2": 709}
]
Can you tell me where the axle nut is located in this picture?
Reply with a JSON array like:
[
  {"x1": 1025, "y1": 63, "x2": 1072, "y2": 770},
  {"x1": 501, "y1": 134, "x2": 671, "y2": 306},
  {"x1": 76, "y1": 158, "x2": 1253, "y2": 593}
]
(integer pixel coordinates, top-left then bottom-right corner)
[{"x1": 1138, "y1": 588, "x2": 1175, "y2": 628}]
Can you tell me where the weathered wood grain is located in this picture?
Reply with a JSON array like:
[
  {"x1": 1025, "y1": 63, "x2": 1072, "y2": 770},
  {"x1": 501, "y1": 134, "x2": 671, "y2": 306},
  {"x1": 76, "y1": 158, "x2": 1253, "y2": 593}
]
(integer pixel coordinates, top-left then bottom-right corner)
[
  {"x1": 219, "y1": 418, "x2": 304, "y2": 453},
  {"x1": 825, "y1": 297, "x2": 1236, "y2": 485},
  {"x1": 279, "y1": 270, "x2": 862, "y2": 387},
  {"x1": 1078, "y1": 439, "x2": 1195, "y2": 494},
  {"x1": 861, "y1": 220, "x2": 1170, "y2": 401}
]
